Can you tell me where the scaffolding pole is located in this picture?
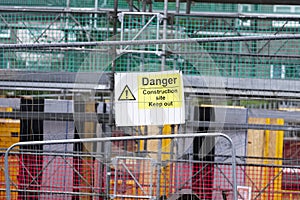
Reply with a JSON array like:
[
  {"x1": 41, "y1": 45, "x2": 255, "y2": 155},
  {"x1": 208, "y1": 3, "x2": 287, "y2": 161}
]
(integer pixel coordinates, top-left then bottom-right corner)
[{"x1": 1, "y1": 34, "x2": 300, "y2": 49}]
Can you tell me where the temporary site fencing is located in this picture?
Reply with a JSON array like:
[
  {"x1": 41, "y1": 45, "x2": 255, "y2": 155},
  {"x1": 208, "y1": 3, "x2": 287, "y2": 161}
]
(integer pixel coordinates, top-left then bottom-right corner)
[{"x1": 3, "y1": 133, "x2": 238, "y2": 199}]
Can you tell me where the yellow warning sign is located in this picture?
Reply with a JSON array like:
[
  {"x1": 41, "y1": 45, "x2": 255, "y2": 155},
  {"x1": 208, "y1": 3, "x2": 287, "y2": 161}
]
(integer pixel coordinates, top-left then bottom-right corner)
[
  {"x1": 138, "y1": 72, "x2": 183, "y2": 109},
  {"x1": 118, "y1": 85, "x2": 136, "y2": 101}
]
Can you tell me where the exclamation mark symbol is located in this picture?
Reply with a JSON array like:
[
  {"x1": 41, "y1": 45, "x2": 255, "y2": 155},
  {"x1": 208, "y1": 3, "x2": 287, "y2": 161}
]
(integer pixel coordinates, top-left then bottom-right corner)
[{"x1": 118, "y1": 85, "x2": 135, "y2": 101}]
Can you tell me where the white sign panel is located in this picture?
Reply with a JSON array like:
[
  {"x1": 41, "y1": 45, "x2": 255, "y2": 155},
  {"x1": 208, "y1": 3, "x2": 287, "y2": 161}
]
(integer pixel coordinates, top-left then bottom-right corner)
[{"x1": 115, "y1": 70, "x2": 185, "y2": 126}]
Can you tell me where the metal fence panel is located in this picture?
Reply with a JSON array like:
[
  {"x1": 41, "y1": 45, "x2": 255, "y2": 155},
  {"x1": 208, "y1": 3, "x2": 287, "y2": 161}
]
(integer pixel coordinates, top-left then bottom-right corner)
[{"x1": 4, "y1": 133, "x2": 237, "y2": 200}]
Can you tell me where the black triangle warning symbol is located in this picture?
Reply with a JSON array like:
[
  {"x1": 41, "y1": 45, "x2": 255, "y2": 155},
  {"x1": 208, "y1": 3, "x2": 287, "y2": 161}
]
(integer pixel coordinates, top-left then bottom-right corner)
[{"x1": 118, "y1": 85, "x2": 136, "y2": 101}]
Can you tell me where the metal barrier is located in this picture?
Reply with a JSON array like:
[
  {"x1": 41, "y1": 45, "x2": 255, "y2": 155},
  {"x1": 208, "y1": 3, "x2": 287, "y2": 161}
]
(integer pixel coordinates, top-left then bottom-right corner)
[{"x1": 4, "y1": 133, "x2": 237, "y2": 200}]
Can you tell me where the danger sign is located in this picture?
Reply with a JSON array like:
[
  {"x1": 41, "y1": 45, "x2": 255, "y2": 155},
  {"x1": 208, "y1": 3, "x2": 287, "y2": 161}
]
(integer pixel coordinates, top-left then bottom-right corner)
[
  {"x1": 115, "y1": 70, "x2": 185, "y2": 126},
  {"x1": 138, "y1": 73, "x2": 182, "y2": 109}
]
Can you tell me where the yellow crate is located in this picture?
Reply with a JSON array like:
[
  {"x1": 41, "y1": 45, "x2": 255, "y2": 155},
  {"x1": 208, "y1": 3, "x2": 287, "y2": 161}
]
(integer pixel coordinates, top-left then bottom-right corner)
[
  {"x1": 0, "y1": 107, "x2": 20, "y2": 199},
  {"x1": 0, "y1": 156, "x2": 19, "y2": 200},
  {"x1": 0, "y1": 107, "x2": 12, "y2": 112},
  {"x1": 0, "y1": 118, "x2": 20, "y2": 149}
]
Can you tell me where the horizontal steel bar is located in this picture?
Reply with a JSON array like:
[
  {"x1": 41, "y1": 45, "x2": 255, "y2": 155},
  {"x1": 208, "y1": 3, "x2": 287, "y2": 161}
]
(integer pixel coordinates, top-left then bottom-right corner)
[
  {"x1": 175, "y1": 12, "x2": 300, "y2": 20},
  {"x1": 183, "y1": 76, "x2": 300, "y2": 95},
  {"x1": 172, "y1": 50, "x2": 300, "y2": 59},
  {"x1": 0, "y1": 81, "x2": 108, "y2": 90},
  {"x1": 0, "y1": 71, "x2": 299, "y2": 98},
  {"x1": 155, "y1": 0, "x2": 300, "y2": 5},
  {"x1": 8, "y1": 188, "x2": 105, "y2": 197},
  {"x1": 187, "y1": 121, "x2": 300, "y2": 131},
  {"x1": 1, "y1": 110, "x2": 298, "y2": 131},
  {"x1": 0, "y1": 111, "x2": 110, "y2": 123},
  {"x1": 1, "y1": 6, "x2": 300, "y2": 20},
  {"x1": 1, "y1": 34, "x2": 300, "y2": 49},
  {"x1": 199, "y1": 0, "x2": 300, "y2": 5},
  {"x1": 185, "y1": 88, "x2": 300, "y2": 99},
  {"x1": 0, "y1": 6, "x2": 109, "y2": 14}
]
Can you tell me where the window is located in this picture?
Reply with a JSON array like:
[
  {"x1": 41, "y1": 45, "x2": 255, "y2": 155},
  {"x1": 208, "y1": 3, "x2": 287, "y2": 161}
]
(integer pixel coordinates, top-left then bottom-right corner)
[
  {"x1": 271, "y1": 65, "x2": 300, "y2": 79},
  {"x1": 0, "y1": 29, "x2": 10, "y2": 38},
  {"x1": 273, "y1": 5, "x2": 300, "y2": 28},
  {"x1": 270, "y1": 65, "x2": 285, "y2": 79},
  {"x1": 237, "y1": 4, "x2": 251, "y2": 27}
]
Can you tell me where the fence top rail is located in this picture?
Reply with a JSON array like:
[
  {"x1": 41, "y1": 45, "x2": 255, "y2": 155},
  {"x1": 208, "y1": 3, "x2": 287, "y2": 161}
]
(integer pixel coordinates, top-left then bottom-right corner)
[{"x1": 5, "y1": 132, "x2": 231, "y2": 150}]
